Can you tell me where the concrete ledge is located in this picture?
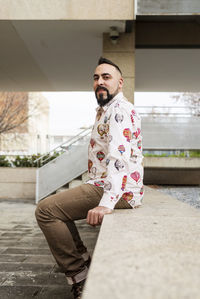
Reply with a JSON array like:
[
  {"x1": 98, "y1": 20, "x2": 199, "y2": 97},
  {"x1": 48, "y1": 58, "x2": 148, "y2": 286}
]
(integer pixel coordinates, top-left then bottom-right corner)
[
  {"x1": 82, "y1": 186, "x2": 200, "y2": 299},
  {"x1": 144, "y1": 157, "x2": 200, "y2": 168}
]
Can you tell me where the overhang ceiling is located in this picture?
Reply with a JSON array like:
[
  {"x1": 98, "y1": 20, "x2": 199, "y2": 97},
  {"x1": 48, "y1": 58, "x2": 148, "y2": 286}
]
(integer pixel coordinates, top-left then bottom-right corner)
[
  {"x1": 0, "y1": 20, "x2": 125, "y2": 91},
  {"x1": 0, "y1": 20, "x2": 200, "y2": 92}
]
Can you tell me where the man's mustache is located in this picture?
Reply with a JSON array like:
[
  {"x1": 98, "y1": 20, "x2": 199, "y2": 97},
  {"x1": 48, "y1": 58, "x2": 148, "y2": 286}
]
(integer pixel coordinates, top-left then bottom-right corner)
[{"x1": 95, "y1": 86, "x2": 109, "y2": 93}]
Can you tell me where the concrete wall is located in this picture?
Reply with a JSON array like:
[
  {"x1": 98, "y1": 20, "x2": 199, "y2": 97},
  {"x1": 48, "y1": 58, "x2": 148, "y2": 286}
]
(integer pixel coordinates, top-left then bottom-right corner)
[
  {"x1": 135, "y1": 49, "x2": 200, "y2": 92},
  {"x1": 0, "y1": 0, "x2": 134, "y2": 20},
  {"x1": 142, "y1": 117, "x2": 200, "y2": 150},
  {"x1": 144, "y1": 157, "x2": 200, "y2": 185},
  {"x1": 137, "y1": 0, "x2": 200, "y2": 14},
  {"x1": 0, "y1": 168, "x2": 36, "y2": 199}
]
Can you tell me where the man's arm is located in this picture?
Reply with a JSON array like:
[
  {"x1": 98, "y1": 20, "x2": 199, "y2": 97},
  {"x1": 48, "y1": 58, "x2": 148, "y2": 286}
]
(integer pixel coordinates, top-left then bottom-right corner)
[{"x1": 87, "y1": 103, "x2": 142, "y2": 226}]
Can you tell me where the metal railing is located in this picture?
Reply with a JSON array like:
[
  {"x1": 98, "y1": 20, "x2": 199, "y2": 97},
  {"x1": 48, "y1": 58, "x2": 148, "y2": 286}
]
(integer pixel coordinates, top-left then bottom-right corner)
[
  {"x1": 135, "y1": 106, "x2": 198, "y2": 117},
  {"x1": 34, "y1": 126, "x2": 92, "y2": 167}
]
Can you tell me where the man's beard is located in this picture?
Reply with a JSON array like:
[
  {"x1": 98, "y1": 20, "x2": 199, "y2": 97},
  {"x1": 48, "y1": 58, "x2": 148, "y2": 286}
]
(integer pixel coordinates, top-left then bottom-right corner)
[{"x1": 95, "y1": 86, "x2": 115, "y2": 107}]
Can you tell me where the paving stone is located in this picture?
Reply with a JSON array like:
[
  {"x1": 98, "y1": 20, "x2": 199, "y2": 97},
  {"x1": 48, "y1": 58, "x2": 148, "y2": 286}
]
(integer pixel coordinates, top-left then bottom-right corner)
[
  {"x1": 2, "y1": 248, "x2": 51, "y2": 255},
  {"x1": 14, "y1": 225, "x2": 35, "y2": 229},
  {"x1": 0, "y1": 255, "x2": 26, "y2": 263},
  {"x1": 0, "y1": 285, "x2": 71, "y2": 299},
  {"x1": 0, "y1": 263, "x2": 53, "y2": 272},
  {"x1": 1, "y1": 272, "x2": 67, "y2": 286},
  {"x1": 1, "y1": 233, "x2": 31, "y2": 237},
  {"x1": 1, "y1": 241, "x2": 48, "y2": 249},
  {"x1": 30, "y1": 233, "x2": 45, "y2": 237},
  {"x1": 0, "y1": 286, "x2": 42, "y2": 298},
  {"x1": 0, "y1": 275, "x2": 7, "y2": 285},
  {"x1": 0, "y1": 228, "x2": 25, "y2": 232},
  {"x1": 37, "y1": 244, "x2": 49, "y2": 250},
  {"x1": 23, "y1": 255, "x2": 55, "y2": 264},
  {"x1": 0, "y1": 241, "x2": 16, "y2": 247},
  {"x1": 37, "y1": 285, "x2": 71, "y2": 299},
  {"x1": 0, "y1": 237, "x2": 21, "y2": 241}
]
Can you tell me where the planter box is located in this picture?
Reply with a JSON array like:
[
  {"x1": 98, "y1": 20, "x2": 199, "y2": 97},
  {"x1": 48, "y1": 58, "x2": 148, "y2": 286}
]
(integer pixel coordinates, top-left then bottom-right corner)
[{"x1": 0, "y1": 167, "x2": 36, "y2": 200}]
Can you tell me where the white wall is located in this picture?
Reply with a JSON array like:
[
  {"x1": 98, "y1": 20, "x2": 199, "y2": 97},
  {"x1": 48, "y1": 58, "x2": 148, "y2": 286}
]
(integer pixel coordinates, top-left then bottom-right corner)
[{"x1": 135, "y1": 49, "x2": 200, "y2": 92}]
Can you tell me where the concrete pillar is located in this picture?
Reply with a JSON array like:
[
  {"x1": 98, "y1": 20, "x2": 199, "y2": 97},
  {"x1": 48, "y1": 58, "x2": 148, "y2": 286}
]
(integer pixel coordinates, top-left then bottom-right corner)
[{"x1": 103, "y1": 26, "x2": 135, "y2": 103}]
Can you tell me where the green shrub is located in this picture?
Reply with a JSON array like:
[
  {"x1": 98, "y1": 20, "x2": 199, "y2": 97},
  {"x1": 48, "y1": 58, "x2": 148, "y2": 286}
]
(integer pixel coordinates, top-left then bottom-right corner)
[
  {"x1": 0, "y1": 152, "x2": 61, "y2": 167},
  {"x1": 189, "y1": 150, "x2": 200, "y2": 157},
  {"x1": 12, "y1": 155, "x2": 36, "y2": 167},
  {"x1": 144, "y1": 151, "x2": 200, "y2": 158},
  {"x1": 0, "y1": 155, "x2": 12, "y2": 167}
]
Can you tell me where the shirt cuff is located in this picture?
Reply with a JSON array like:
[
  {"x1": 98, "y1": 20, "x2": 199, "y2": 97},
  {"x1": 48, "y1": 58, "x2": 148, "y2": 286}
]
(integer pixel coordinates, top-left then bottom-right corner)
[{"x1": 98, "y1": 194, "x2": 116, "y2": 210}]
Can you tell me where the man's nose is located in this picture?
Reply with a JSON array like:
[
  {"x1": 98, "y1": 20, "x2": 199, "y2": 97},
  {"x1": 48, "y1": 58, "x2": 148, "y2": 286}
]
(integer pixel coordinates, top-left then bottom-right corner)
[{"x1": 97, "y1": 77, "x2": 104, "y2": 85}]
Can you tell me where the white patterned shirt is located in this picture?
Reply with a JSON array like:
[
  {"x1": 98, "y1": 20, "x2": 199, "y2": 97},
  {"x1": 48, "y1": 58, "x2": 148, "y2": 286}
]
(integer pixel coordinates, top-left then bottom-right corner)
[{"x1": 87, "y1": 92, "x2": 144, "y2": 209}]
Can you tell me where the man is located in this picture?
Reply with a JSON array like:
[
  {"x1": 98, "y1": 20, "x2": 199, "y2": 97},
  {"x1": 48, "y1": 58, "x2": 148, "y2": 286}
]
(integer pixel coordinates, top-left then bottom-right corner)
[{"x1": 35, "y1": 57, "x2": 144, "y2": 299}]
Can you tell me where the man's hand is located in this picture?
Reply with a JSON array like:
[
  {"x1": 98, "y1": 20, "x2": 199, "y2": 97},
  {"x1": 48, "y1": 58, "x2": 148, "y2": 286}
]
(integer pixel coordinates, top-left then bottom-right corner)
[{"x1": 86, "y1": 206, "x2": 112, "y2": 226}]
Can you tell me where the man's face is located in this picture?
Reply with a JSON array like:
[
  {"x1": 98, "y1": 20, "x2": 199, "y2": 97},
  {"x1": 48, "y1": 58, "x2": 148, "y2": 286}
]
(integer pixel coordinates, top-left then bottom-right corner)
[{"x1": 93, "y1": 63, "x2": 123, "y2": 106}]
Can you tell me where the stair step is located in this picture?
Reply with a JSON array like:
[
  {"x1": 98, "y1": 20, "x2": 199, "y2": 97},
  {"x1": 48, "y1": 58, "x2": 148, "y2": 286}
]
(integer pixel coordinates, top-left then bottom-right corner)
[
  {"x1": 56, "y1": 188, "x2": 68, "y2": 193},
  {"x1": 82, "y1": 171, "x2": 89, "y2": 183},
  {"x1": 69, "y1": 180, "x2": 83, "y2": 189}
]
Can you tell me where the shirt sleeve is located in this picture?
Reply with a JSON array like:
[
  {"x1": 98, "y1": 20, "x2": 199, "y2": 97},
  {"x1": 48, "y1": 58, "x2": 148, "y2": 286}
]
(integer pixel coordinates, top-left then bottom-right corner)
[{"x1": 98, "y1": 104, "x2": 139, "y2": 209}]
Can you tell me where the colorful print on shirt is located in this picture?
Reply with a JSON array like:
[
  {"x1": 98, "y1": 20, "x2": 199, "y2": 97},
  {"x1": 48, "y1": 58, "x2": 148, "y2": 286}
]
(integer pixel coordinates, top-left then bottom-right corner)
[
  {"x1": 96, "y1": 151, "x2": 105, "y2": 162},
  {"x1": 123, "y1": 128, "x2": 132, "y2": 142},
  {"x1": 87, "y1": 92, "x2": 144, "y2": 209},
  {"x1": 118, "y1": 145, "x2": 125, "y2": 155}
]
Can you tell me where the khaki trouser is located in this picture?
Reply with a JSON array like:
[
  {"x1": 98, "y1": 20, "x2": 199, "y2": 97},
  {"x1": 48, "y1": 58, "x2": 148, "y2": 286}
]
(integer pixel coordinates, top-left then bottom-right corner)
[{"x1": 35, "y1": 183, "x2": 131, "y2": 282}]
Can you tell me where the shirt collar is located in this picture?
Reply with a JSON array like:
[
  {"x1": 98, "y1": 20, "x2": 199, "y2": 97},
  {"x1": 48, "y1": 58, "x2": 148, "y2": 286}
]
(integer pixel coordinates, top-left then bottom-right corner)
[{"x1": 96, "y1": 92, "x2": 124, "y2": 112}]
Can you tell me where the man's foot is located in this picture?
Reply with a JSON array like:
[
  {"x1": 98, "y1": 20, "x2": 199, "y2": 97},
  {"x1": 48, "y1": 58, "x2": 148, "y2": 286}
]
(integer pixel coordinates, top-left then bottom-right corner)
[
  {"x1": 71, "y1": 279, "x2": 85, "y2": 299},
  {"x1": 52, "y1": 254, "x2": 91, "y2": 274},
  {"x1": 84, "y1": 255, "x2": 91, "y2": 269}
]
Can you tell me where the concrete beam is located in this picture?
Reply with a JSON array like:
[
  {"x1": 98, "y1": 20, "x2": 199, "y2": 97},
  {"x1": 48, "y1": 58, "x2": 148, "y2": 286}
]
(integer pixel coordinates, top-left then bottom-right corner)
[
  {"x1": 0, "y1": 0, "x2": 134, "y2": 20},
  {"x1": 136, "y1": 17, "x2": 200, "y2": 48},
  {"x1": 137, "y1": 0, "x2": 200, "y2": 15}
]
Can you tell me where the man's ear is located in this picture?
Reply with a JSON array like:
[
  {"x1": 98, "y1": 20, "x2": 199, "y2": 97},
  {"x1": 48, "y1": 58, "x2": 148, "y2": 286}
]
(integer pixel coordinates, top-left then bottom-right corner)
[{"x1": 119, "y1": 77, "x2": 124, "y2": 88}]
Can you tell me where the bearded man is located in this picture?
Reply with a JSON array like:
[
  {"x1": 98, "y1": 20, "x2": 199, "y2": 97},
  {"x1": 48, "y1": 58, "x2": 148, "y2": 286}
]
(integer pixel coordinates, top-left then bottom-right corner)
[{"x1": 35, "y1": 57, "x2": 144, "y2": 299}]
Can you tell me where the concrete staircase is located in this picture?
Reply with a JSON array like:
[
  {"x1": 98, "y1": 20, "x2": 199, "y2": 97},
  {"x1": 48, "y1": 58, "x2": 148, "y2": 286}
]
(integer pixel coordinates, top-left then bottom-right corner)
[
  {"x1": 35, "y1": 127, "x2": 91, "y2": 203},
  {"x1": 56, "y1": 172, "x2": 89, "y2": 193}
]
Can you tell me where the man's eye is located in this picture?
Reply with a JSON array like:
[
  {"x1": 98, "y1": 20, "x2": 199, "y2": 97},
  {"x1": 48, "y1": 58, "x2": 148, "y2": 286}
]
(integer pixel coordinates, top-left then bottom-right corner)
[{"x1": 103, "y1": 76, "x2": 110, "y2": 80}]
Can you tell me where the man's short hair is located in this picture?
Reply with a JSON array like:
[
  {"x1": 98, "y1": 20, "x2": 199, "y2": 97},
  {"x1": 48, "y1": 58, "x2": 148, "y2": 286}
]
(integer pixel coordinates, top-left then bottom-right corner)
[{"x1": 98, "y1": 57, "x2": 122, "y2": 75}]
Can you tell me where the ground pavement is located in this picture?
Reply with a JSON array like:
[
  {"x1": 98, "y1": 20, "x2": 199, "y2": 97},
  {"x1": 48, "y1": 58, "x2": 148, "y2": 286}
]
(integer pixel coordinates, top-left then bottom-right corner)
[
  {"x1": 0, "y1": 186, "x2": 199, "y2": 299},
  {"x1": 0, "y1": 199, "x2": 100, "y2": 299}
]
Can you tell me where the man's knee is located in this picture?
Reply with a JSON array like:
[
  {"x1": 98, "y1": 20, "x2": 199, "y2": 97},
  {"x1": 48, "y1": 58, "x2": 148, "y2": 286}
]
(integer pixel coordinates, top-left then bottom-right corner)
[{"x1": 35, "y1": 196, "x2": 50, "y2": 222}]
